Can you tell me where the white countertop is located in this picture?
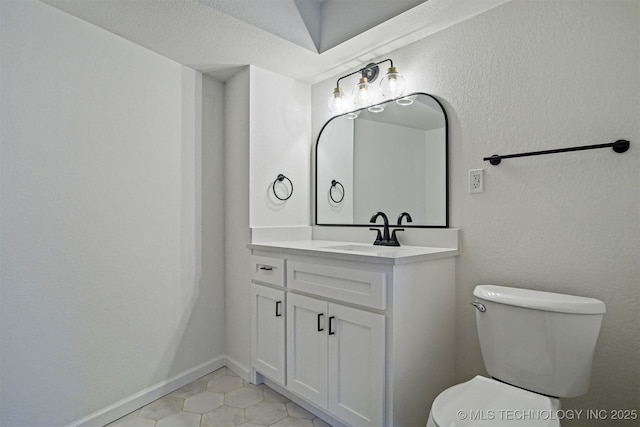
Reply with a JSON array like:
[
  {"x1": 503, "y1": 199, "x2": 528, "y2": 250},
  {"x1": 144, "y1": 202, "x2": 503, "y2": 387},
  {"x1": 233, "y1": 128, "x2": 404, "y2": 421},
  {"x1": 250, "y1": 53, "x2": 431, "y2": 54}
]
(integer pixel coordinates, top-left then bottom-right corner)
[{"x1": 248, "y1": 240, "x2": 459, "y2": 265}]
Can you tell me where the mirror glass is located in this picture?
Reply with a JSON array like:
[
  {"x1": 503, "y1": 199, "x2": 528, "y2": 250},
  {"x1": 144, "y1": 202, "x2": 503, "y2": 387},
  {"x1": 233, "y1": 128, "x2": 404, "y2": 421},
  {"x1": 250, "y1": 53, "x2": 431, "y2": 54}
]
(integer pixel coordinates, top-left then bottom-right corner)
[{"x1": 316, "y1": 92, "x2": 448, "y2": 227}]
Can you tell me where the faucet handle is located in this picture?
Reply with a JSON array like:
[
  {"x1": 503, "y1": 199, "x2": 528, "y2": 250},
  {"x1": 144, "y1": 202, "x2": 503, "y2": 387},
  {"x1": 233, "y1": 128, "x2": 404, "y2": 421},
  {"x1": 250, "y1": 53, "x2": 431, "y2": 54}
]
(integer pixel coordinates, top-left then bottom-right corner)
[
  {"x1": 369, "y1": 228, "x2": 383, "y2": 246},
  {"x1": 389, "y1": 229, "x2": 404, "y2": 247}
]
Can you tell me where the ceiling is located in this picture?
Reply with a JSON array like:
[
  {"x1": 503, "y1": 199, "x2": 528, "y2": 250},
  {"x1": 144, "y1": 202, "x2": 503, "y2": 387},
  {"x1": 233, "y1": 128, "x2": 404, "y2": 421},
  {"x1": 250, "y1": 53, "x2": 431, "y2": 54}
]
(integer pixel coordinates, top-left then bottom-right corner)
[
  {"x1": 197, "y1": 0, "x2": 428, "y2": 54},
  {"x1": 41, "y1": 0, "x2": 510, "y2": 83}
]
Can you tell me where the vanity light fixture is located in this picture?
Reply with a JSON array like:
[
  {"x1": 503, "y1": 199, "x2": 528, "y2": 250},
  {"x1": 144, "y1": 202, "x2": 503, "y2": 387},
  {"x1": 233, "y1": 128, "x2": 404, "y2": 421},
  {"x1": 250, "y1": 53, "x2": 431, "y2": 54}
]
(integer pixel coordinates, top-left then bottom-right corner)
[
  {"x1": 352, "y1": 75, "x2": 379, "y2": 109},
  {"x1": 380, "y1": 66, "x2": 406, "y2": 99},
  {"x1": 327, "y1": 87, "x2": 349, "y2": 115},
  {"x1": 328, "y1": 59, "x2": 407, "y2": 116}
]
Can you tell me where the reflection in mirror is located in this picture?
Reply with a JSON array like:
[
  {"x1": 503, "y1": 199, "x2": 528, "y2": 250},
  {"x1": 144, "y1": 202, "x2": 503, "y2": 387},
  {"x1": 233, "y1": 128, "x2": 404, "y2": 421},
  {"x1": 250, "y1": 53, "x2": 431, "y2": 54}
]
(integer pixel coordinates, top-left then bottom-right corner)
[{"x1": 316, "y1": 93, "x2": 448, "y2": 227}]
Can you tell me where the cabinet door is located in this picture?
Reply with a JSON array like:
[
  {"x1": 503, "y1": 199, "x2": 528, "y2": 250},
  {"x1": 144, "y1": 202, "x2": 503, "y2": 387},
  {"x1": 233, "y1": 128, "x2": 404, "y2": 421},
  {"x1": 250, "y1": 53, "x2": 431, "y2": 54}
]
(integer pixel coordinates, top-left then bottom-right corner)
[
  {"x1": 286, "y1": 293, "x2": 328, "y2": 409},
  {"x1": 328, "y1": 304, "x2": 385, "y2": 427},
  {"x1": 251, "y1": 284, "x2": 285, "y2": 385}
]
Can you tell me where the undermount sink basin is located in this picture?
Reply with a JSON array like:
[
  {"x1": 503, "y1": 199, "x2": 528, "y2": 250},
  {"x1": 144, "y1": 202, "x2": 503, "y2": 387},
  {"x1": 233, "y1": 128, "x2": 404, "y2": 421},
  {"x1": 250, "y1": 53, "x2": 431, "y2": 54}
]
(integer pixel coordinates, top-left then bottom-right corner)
[{"x1": 322, "y1": 244, "x2": 412, "y2": 256}]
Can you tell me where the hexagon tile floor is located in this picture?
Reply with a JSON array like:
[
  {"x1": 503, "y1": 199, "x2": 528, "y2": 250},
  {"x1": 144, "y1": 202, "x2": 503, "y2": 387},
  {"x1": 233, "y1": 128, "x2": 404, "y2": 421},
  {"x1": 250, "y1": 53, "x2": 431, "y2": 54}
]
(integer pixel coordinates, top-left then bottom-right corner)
[{"x1": 106, "y1": 367, "x2": 332, "y2": 427}]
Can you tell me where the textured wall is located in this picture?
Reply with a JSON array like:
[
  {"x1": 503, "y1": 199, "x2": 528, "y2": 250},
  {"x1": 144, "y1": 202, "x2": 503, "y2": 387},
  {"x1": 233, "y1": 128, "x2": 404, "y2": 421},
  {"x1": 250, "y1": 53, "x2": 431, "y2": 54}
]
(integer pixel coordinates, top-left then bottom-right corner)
[
  {"x1": 249, "y1": 66, "x2": 311, "y2": 228},
  {"x1": 312, "y1": 1, "x2": 639, "y2": 424},
  {"x1": 0, "y1": 2, "x2": 225, "y2": 425}
]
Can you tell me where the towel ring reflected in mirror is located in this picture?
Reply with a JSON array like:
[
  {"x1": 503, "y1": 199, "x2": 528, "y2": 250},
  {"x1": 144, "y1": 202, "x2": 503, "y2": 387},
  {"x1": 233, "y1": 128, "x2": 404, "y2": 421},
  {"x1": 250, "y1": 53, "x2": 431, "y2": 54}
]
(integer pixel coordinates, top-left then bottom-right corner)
[{"x1": 329, "y1": 180, "x2": 345, "y2": 203}]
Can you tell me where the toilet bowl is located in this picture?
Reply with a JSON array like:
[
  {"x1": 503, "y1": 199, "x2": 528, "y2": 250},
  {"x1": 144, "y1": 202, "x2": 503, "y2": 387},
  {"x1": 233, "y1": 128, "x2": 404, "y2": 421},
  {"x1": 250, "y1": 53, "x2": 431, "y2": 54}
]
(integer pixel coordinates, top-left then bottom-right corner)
[
  {"x1": 426, "y1": 376, "x2": 559, "y2": 427},
  {"x1": 427, "y1": 285, "x2": 605, "y2": 427}
]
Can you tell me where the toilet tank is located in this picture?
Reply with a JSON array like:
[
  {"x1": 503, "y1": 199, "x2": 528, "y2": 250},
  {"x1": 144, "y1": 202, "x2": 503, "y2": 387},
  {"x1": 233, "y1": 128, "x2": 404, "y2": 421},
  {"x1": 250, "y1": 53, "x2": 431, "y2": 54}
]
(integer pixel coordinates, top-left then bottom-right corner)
[{"x1": 473, "y1": 285, "x2": 605, "y2": 398}]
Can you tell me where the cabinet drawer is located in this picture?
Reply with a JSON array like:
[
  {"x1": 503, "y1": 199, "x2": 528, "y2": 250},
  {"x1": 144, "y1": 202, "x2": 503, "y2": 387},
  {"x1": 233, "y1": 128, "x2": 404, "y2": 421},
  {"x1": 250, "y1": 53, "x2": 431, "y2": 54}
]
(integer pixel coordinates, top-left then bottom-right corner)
[
  {"x1": 287, "y1": 261, "x2": 386, "y2": 309},
  {"x1": 251, "y1": 256, "x2": 285, "y2": 286}
]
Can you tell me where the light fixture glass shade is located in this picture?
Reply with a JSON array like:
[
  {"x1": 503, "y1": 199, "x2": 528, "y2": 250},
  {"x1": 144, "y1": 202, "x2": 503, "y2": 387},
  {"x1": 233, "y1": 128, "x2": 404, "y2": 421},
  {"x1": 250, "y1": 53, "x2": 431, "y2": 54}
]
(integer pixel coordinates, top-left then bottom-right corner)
[
  {"x1": 380, "y1": 66, "x2": 406, "y2": 99},
  {"x1": 352, "y1": 77, "x2": 378, "y2": 108},
  {"x1": 328, "y1": 87, "x2": 349, "y2": 115}
]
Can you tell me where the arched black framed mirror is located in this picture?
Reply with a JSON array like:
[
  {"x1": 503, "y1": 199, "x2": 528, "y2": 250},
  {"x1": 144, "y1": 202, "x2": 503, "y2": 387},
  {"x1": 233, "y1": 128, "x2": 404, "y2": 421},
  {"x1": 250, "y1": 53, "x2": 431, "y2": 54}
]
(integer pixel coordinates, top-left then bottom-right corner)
[{"x1": 315, "y1": 92, "x2": 448, "y2": 227}]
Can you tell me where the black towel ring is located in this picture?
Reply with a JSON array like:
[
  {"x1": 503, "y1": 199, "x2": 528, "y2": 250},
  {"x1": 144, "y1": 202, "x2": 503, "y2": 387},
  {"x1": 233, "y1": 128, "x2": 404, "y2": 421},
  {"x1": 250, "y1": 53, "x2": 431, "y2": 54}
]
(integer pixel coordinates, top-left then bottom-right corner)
[
  {"x1": 272, "y1": 174, "x2": 293, "y2": 201},
  {"x1": 329, "y1": 180, "x2": 345, "y2": 203}
]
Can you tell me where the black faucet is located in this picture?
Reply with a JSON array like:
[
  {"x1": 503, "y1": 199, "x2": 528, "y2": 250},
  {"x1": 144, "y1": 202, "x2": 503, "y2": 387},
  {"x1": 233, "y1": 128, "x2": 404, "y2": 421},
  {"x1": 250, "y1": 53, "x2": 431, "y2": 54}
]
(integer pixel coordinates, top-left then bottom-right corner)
[
  {"x1": 397, "y1": 212, "x2": 413, "y2": 226},
  {"x1": 388, "y1": 229, "x2": 403, "y2": 246},
  {"x1": 387, "y1": 212, "x2": 412, "y2": 246},
  {"x1": 369, "y1": 211, "x2": 391, "y2": 246}
]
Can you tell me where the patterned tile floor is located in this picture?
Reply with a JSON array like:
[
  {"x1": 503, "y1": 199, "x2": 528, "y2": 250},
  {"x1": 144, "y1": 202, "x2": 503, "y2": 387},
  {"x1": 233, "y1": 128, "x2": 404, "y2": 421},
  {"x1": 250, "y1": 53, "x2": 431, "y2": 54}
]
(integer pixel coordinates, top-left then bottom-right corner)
[{"x1": 107, "y1": 368, "x2": 332, "y2": 427}]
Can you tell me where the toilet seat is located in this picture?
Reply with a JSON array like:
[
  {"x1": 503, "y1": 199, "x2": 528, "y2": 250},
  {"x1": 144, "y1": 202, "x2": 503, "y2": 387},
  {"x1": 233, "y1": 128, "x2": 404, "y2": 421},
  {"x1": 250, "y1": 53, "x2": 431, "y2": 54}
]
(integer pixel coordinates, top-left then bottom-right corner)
[{"x1": 428, "y1": 376, "x2": 560, "y2": 427}]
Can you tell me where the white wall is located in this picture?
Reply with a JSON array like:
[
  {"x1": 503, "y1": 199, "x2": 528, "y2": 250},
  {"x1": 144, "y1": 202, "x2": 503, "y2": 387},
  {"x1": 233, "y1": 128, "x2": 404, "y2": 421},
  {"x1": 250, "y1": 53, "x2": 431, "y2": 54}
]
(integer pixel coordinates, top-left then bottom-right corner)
[
  {"x1": 201, "y1": 73, "x2": 227, "y2": 378},
  {"x1": 0, "y1": 2, "x2": 225, "y2": 426},
  {"x1": 224, "y1": 67, "x2": 252, "y2": 376},
  {"x1": 311, "y1": 1, "x2": 639, "y2": 424},
  {"x1": 249, "y1": 66, "x2": 311, "y2": 228},
  {"x1": 225, "y1": 66, "x2": 312, "y2": 377}
]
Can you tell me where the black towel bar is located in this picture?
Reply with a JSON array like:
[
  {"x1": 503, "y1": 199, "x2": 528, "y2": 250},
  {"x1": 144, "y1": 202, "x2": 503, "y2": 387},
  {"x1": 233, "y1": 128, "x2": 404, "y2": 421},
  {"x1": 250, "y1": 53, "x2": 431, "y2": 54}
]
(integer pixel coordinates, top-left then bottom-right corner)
[{"x1": 484, "y1": 139, "x2": 629, "y2": 165}]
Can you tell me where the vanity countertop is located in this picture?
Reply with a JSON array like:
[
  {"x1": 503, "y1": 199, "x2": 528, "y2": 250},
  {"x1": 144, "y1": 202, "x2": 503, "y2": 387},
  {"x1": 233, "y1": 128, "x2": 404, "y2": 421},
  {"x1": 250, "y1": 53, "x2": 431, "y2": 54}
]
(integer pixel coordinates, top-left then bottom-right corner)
[{"x1": 248, "y1": 240, "x2": 459, "y2": 265}]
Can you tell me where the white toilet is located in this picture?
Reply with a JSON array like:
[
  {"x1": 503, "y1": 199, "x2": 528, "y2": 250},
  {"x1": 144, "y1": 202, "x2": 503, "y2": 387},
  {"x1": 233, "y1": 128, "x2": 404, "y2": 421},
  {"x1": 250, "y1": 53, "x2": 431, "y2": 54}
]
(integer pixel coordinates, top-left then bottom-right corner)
[{"x1": 427, "y1": 285, "x2": 606, "y2": 426}]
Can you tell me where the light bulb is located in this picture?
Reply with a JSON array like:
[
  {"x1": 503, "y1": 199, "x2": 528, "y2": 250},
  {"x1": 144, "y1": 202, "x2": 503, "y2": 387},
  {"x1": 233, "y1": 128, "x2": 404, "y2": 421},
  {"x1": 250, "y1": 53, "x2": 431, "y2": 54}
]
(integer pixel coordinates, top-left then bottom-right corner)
[
  {"x1": 352, "y1": 77, "x2": 378, "y2": 108},
  {"x1": 380, "y1": 66, "x2": 406, "y2": 99},
  {"x1": 328, "y1": 87, "x2": 349, "y2": 115}
]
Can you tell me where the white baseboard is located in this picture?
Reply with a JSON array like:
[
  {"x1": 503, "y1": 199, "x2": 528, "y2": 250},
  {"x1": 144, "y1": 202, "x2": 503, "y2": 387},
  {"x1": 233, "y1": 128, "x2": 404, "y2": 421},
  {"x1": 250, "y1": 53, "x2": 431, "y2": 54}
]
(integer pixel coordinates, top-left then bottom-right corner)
[
  {"x1": 65, "y1": 356, "x2": 226, "y2": 427},
  {"x1": 223, "y1": 355, "x2": 251, "y2": 382}
]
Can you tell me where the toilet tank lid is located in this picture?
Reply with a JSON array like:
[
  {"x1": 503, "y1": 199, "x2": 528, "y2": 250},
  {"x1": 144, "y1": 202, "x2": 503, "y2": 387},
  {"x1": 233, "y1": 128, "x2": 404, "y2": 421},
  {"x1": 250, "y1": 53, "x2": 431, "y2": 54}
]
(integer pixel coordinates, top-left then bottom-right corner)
[{"x1": 473, "y1": 285, "x2": 606, "y2": 314}]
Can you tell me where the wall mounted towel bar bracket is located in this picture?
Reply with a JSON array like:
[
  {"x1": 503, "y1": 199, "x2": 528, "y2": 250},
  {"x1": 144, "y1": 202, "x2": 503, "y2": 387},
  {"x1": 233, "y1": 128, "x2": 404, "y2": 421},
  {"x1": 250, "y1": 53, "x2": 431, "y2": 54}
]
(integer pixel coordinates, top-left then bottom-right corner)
[{"x1": 484, "y1": 139, "x2": 629, "y2": 165}]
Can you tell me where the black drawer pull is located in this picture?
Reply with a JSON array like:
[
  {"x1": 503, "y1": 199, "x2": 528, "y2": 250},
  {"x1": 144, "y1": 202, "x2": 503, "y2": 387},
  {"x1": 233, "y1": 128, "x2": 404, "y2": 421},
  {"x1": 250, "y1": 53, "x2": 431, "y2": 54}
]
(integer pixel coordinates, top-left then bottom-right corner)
[
  {"x1": 275, "y1": 301, "x2": 282, "y2": 317},
  {"x1": 317, "y1": 313, "x2": 324, "y2": 331},
  {"x1": 328, "y1": 316, "x2": 336, "y2": 335},
  {"x1": 259, "y1": 266, "x2": 273, "y2": 271}
]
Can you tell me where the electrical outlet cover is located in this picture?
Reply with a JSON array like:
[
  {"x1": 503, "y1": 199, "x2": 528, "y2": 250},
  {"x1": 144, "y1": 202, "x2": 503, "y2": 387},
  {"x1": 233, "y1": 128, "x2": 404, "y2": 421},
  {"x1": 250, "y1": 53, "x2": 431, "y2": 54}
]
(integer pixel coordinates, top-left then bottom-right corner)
[{"x1": 469, "y1": 169, "x2": 484, "y2": 193}]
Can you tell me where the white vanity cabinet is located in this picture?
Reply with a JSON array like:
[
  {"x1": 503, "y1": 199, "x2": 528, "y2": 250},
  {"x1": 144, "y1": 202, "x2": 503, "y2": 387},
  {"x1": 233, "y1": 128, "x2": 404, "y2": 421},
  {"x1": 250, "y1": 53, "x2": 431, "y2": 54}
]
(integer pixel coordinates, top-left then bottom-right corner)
[
  {"x1": 250, "y1": 255, "x2": 287, "y2": 386},
  {"x1": 251, "y1": 283, "x2": 285, "y2": 385},
  {"x1": 287, "y1": 293, "x2": 385, "y2": 427},
  {"x1": 249, "y1": 241, "x2": 457, "y2": 427}
]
